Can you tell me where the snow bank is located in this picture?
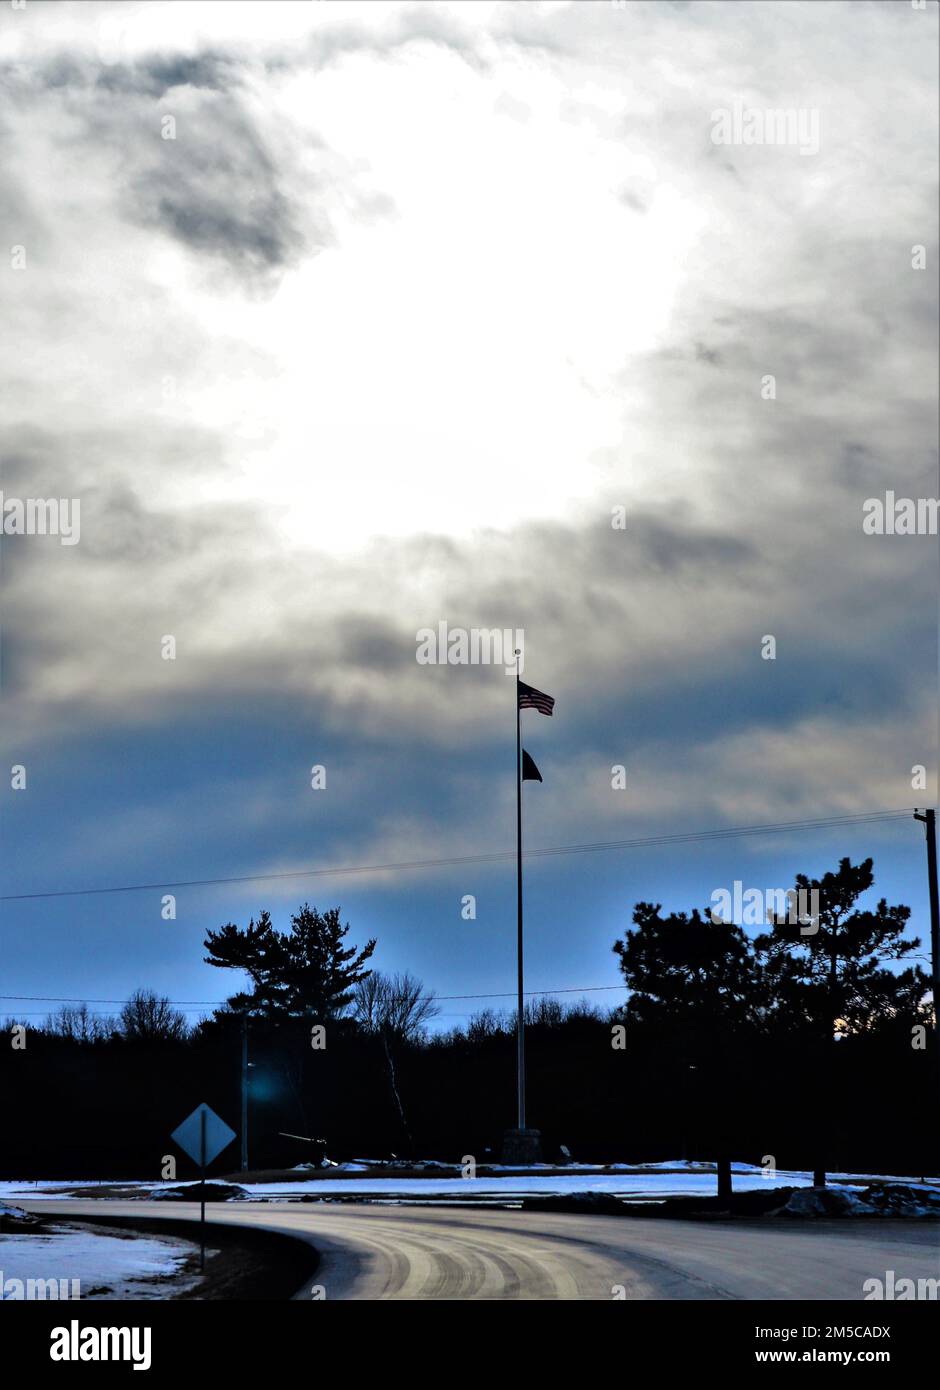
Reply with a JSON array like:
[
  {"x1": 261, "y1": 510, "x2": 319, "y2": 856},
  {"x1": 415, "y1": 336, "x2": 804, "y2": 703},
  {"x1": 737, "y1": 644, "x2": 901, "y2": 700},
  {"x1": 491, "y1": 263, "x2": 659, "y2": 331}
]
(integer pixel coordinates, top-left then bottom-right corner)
[
  {"x1": 0, "y1": 1225, "x2": 197, "y2": 1299},
  {"x1": 781, "y1": 1184, "x2": 940, "y2": 1219},
  {"x1": 0, "y1": 1202, "x2": 37, "y2": 1231}
]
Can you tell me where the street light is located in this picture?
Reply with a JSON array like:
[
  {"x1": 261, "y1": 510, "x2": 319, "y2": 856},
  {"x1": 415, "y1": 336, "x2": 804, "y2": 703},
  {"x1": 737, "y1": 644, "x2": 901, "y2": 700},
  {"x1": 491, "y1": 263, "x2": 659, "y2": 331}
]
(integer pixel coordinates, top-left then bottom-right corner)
[{"x1": 240, "y1": 1017, "x2": 256, "y2": 1173}]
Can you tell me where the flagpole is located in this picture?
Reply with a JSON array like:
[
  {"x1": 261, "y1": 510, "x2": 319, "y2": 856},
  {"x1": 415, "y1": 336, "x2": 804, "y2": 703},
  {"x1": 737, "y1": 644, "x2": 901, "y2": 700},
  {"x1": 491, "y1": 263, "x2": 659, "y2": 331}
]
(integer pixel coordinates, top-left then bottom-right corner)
[{"x1": 515, "y1": 648, "x2": 525, "y2": 1130}]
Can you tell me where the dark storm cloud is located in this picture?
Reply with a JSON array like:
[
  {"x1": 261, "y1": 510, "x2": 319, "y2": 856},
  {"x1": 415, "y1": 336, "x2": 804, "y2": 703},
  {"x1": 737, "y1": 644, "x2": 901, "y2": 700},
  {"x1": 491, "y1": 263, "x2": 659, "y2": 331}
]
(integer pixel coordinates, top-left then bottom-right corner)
[
  {"x1": 98, "y1": 52, "x2": 233, "y2": 96},
  {"x1": 337, "y1": 618, "x2": 413, "y2": 674},
  {"x1": 123, "y1": 94, "x2": 311, "y2": 277},
  {"x1": 0, "y1": 46, "x2": 388, "y2": 284},
  {"x1": 146, "y1": 171, "x2": 303, "y2": 275},
  {"x1": 11, "y1": 50, "x2": 232, "y2": 97}
]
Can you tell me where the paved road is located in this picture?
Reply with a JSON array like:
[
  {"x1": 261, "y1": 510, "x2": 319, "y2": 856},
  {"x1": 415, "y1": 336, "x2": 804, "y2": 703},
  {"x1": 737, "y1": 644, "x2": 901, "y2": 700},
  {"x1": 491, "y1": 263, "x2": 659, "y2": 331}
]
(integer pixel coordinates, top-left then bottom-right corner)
[{"x1": 23, "y1": 1200, "x2": 940, "y2": 1300}]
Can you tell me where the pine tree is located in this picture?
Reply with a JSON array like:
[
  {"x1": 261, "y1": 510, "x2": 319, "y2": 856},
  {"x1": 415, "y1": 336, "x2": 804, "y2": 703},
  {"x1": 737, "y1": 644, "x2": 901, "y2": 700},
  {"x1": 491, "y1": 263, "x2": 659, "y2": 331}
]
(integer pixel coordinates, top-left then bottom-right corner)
[
  {"x1": 754, "y1": 857, "x2": 926, "y2": 1186},
  {"x1": 204, "y1": 905, "x2": 376, "y2": 1021},
  {"x1": 613, "y1": 902, "x2": 759, "y2": 1199}
]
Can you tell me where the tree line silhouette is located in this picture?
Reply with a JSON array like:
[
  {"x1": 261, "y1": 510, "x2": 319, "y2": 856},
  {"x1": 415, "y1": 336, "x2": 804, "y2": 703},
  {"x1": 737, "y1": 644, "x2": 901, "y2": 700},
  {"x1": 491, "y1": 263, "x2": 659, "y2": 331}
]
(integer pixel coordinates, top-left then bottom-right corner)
[{"x1": 2, "y1": 858, "x2": 933, "y2": 1181}]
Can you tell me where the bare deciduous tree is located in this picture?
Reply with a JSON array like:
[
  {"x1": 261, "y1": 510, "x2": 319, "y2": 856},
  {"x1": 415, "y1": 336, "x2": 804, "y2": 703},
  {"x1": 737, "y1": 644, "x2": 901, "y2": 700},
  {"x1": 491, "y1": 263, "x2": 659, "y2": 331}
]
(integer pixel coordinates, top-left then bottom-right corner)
[
  {"x1": 118, "y1": 989, "x2": 188, "y2": 1042},
  {"x1": 353, "y1": 972, "x2": 439, "y2": 1151},
  {"x1": 353, "y1": 972, "x2": 439, "y2": 1041},
  {"x1": 45, "y1": 1003, "x2": 114, "y2": 1042}
]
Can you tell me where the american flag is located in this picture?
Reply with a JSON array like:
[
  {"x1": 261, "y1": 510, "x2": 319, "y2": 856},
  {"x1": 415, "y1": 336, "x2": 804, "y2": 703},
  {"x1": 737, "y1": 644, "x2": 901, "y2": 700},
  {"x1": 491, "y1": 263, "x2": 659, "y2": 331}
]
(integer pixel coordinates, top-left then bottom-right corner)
[{"x1": 518, "y1": 680, "x2": 555, "y2": 716}]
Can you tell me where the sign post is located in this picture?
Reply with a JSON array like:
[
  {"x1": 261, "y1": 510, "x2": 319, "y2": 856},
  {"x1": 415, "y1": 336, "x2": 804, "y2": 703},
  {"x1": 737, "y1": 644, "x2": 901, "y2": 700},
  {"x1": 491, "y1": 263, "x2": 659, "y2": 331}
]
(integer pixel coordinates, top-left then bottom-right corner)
[
  {"x1": 171, "y1": 1102, "x2": 236, "y2": 1273},
  {"x1": 199, "y1": 1108, "x2": 207, "y2": 1269}
]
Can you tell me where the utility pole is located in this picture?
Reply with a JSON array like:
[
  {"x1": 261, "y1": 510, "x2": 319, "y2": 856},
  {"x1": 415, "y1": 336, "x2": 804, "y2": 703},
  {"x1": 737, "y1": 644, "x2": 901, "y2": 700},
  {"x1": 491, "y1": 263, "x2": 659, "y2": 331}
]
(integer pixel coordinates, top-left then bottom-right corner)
[
  {"x1": 914, "y1": 808, "x2": 940, "y2": 1100},
  {"x1": 240, "y1": 1015, "x2": 249, "y2": 1173},
  {"x1": 814, "y1": 918, "x2": 839, "y2": 1189}
]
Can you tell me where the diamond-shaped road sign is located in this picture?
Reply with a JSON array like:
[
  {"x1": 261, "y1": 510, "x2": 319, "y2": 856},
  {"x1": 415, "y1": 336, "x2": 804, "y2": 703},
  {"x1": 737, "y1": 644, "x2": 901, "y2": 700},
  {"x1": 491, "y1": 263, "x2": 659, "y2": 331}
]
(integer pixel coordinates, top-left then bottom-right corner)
[{"x1": 171, "y1": 1103, "x2": 236, "y2": 1168}]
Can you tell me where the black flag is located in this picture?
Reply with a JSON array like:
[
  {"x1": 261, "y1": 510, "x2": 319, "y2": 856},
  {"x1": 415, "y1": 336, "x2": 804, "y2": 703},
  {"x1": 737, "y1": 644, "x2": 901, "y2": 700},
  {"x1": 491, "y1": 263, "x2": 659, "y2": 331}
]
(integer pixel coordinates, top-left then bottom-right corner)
[{"x1": 521, "y1": 749, "x2": 542, "y2": 782}]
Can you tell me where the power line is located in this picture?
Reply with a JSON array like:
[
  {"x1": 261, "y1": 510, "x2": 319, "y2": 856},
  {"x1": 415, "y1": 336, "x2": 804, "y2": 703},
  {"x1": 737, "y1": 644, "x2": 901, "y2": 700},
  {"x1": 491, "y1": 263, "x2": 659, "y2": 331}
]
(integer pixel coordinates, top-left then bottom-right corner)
[
  {"x1": 0, "y1": 983, "x2": 630, "y2": 1007},
  {"x1": 0, "y1": 808, "x2": 914, "y2": 904},
  {"x1": 0, "y1": 994, "x2": 219, "y2": 1005},
  {"x1": 1, "y1": 983, "x2": 629, "y2": 1018},
  {"x1": 11, "y1": 1013, "x2": 210, "y2": 1020},
  {"x1": 3, "y1": 961, "x2": 931, "y2": 1014}
]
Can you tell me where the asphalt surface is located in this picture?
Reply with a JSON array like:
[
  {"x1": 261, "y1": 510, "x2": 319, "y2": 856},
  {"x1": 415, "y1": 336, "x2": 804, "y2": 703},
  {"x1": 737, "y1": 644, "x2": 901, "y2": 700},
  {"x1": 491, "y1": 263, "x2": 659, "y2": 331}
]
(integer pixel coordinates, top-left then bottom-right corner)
[{"x1": 21, "y1": 1199, "x2": 940, "y2": 1300}]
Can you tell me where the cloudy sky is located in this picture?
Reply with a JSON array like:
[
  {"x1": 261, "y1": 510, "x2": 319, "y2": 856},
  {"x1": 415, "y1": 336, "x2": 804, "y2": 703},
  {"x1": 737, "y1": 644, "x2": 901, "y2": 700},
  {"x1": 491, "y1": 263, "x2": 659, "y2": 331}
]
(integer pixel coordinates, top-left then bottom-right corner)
[{"x1": 1, "y1": 0, "x2": 937, "y2": 1030}]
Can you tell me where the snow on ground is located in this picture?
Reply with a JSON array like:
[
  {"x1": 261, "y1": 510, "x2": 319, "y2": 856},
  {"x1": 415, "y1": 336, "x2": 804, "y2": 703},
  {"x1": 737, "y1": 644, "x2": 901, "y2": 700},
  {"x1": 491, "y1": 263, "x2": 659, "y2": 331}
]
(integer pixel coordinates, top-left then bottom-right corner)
[
  {"x1": 3, "y1": 1161, "x2": 936, "y2": 1204},
  {"x1": 233, "y1": 1170, "x2": 847, "y2": 1200},
  {"x1": 0, "y1": 1224, "x2": 198, "y2": 1299},
  {"x1": 0, "y1": 1180, "x2": 128, "y2": 1196}
]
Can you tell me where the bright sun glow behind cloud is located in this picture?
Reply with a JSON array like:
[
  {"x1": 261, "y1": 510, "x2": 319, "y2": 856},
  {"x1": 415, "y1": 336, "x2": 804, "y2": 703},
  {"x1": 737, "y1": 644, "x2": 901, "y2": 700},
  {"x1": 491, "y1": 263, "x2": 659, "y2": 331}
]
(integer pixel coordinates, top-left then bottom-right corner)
[{"x1": 183, "y1": 43, "x2": 703, "y2": 549}]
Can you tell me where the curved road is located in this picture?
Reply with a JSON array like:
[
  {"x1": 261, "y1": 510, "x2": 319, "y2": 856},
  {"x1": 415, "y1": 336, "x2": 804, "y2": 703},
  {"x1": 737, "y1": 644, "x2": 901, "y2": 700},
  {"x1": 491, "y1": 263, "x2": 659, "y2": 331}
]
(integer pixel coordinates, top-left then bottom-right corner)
[{"x1": 24, "y1": 1200, "x2": 940, "y2": 1300}]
